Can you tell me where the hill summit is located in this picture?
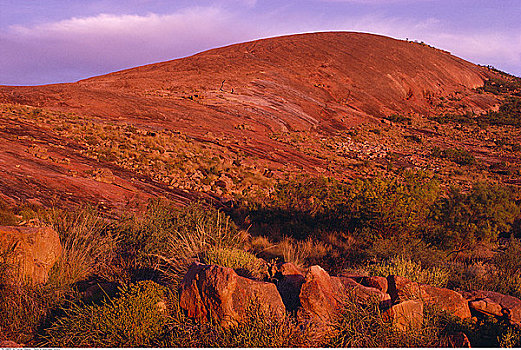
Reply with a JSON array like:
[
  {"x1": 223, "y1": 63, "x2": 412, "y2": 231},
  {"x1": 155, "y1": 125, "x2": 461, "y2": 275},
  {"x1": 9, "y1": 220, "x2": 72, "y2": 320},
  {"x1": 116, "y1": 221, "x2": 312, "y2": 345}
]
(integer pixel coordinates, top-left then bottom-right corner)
[{"x1": 0, "y1": 31, "x2": 518, "y2": 210}]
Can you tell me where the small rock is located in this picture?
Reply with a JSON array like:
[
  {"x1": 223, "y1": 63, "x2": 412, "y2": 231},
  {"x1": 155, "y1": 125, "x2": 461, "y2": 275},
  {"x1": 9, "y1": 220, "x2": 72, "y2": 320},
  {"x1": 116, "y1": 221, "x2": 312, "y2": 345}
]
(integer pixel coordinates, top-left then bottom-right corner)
[{"x1": 446, "y1": 332, "x2": 471, "y2": 348}]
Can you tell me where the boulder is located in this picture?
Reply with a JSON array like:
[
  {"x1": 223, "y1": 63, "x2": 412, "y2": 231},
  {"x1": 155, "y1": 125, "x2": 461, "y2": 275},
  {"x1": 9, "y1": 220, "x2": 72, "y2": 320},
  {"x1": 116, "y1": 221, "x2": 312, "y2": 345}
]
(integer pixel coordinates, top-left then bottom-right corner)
[
  {"x1": 463, "y1": 290, "x2": 521, "y2": 326},
  {"x1": 382, "y1": 300, "x2": 424, "y2": 331},
  {"x1": 0, "y1": 340, "x2": 23, "y2": 348},
  {"x1": 338, "y1": 277, "x2": 391, "y2": 305},
  {"x1": 387, "y1": 275, "x2": 471, "y2": 320},
  {"x1": 468, "y1": 298, "x2": 503, "y2": 318},
  {"x1": 420, "y1": 284, "x2": 472, "y2": 320},
  {"x1": 0, "y1": 226, "x2": 62, "y2": 284},
  {"x1": 361, "y1": 276, "x2": 388, "y2": 293},
  {"x1": 299, "y1": 266, "x2": 391, "y2": 324},
  {"x1": 179, "y1": 262, "x2": 285, "y2": 327},
  {"x1": 299, "y1": 265, "x2": 345, "y2": 324}
]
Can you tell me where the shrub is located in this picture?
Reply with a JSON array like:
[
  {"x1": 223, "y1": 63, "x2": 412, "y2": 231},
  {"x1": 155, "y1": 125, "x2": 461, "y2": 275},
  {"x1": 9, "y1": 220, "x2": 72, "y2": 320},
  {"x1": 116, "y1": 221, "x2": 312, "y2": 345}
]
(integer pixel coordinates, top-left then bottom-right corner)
[
  {"x1": 385, "y1": 114, "x2": 412, "y2": 124},
  {"x1": 481, "y1": 97, "x2": 521, "y2": 127},
  {"x1": 367, "y1": 256, "x2": 450, "y2": 287},
  {"x1": 43, "y1": 281, "x2": 170, "y2": 347},
  {"x1": 201, "y1": 247, "x2": 266, "y2": 279},
  {"x1": 429, "y1": 183, "x2": 520, "y2": 248}
]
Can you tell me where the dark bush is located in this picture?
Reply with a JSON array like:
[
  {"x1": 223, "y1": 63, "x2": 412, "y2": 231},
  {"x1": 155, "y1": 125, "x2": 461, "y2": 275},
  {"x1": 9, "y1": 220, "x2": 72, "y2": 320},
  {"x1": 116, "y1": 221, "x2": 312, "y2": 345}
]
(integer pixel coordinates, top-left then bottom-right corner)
[{"x1": 428, "y1": 183, "x2": 521, "y2": 248}]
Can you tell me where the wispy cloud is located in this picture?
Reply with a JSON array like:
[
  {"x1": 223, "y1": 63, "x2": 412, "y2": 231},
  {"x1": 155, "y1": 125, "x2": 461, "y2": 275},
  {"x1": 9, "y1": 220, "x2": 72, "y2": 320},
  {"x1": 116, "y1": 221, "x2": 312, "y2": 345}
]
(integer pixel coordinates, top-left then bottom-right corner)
[{"x1": 0, "y1": 7, "x2": 264, "y2": 85}]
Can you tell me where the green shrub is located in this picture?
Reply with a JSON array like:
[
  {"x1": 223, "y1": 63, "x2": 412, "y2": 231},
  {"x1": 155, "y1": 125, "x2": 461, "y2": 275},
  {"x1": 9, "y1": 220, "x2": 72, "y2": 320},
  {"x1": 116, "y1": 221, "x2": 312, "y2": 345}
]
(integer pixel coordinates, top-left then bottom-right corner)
[
  {"x1": 347, "y1": 170, "x2": 440, "y2": 240},
  {"x1": 385, "y1": 114, "x2": 412, "y2": 124},
  {"x1": 43, "y1": 281, "x2": 170, "y2": 347},
  {"x1": 429, "y1": 183, "x2": 520, "y2": 248},
  {"x1": 201, "y1": 247, "x2": 266, "y2": 279},
  {"x1": 481, "y1": 97, "x2": 521, "y2": 127},
  {"x1": 429, "y1": 112, "x2": 475, "y2": 125},
  {"x1": 368, "y1": 256, "x2": 450, "y2": 287}
]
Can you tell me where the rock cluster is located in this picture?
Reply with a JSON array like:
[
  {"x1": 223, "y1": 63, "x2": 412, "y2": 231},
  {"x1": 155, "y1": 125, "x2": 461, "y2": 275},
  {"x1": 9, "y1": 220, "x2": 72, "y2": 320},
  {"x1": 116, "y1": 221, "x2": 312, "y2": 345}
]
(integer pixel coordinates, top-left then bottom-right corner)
[{"x1": 178, "y1": 260, "x2": 521, "y2": 345}]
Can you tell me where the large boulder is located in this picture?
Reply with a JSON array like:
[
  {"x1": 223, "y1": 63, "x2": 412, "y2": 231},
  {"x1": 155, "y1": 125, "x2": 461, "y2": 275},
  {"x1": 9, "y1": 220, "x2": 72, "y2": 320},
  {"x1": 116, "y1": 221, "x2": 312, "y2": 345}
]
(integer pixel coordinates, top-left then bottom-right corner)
[
  {"x1": 179, "y1": 262, "x2": 285, "y2": 327},
  {"x1": 382, "y1": 300, "x2": 424, "y2": 331},
  {"x1": 462, "y1": 290, "x2": 521, "y2": 326},
  {"x1": 387, "y1": 275, "x2": 471, "y2": 320},
  {"x1": 299, "y1": 265, "x2": 346, "y2": 324},
  {"x1": 299, "y1": 266, "x2": 390, "y2": 324},
  {"x1": 0, "y1": 226, "x2": 62, "y2": 284},
  {"x1": 420, "y1": 284, "x2": 472, "y2": 320}
]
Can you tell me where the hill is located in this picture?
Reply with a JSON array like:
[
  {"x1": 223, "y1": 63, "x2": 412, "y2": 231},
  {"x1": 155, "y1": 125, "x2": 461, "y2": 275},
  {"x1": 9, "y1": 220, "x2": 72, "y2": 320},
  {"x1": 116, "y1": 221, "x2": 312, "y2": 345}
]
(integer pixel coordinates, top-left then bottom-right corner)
[{"x1": 0, "y1": 31, "x2": 519, "y2": 211}]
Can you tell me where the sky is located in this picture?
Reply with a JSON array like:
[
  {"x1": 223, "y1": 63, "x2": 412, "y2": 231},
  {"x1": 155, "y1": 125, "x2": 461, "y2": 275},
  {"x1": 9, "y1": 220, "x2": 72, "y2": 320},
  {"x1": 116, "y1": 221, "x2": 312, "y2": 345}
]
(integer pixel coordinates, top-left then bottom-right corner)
[{"x1": 1, "y1": 0, "x2": 520, "y2": 86}]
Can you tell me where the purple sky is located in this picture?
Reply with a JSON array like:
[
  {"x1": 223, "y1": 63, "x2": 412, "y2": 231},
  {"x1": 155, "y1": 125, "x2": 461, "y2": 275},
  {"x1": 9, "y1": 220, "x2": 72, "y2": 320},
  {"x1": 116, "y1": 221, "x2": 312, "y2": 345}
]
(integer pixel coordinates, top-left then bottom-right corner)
[{"x1": 1, "y1": 0, "x2": 520, "y2": 86}]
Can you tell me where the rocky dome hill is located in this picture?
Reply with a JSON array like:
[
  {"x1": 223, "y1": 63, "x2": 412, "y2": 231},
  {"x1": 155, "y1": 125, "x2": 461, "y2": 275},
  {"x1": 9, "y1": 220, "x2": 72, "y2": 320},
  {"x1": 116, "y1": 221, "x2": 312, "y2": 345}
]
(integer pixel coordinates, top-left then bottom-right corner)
[{"x1": 0, "y1": 31, "x2": 518, "y2": 211}]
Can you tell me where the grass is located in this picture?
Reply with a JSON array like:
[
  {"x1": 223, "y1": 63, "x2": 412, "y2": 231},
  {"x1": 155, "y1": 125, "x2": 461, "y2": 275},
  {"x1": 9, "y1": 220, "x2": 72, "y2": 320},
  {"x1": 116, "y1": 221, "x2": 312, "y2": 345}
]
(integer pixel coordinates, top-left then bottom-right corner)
[
  {"x1": 41, "y1": 206, "x2": 119, "y2": 287},
  {"x1": 42, "y1": 281, "x2": 170, "y2": 347},
  {"x1": 367, "y1": 256, "x2": 450, "y2": 288}
]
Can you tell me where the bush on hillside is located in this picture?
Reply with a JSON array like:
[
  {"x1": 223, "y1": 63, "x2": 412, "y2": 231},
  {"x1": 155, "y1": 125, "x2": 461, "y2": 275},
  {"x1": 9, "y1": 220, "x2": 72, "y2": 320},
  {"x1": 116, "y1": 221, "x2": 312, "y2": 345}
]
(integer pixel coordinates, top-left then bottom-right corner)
[{"x1": 428, "y1": 183, "x2": 521, "y2": 248}]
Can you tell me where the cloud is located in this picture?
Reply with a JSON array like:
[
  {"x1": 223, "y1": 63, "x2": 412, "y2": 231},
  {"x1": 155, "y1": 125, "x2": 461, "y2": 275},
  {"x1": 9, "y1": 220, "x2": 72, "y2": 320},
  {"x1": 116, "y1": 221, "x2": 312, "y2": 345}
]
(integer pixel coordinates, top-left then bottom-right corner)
[{"x1": 0, "y1": 7, "x2": 262, "y2": 85}]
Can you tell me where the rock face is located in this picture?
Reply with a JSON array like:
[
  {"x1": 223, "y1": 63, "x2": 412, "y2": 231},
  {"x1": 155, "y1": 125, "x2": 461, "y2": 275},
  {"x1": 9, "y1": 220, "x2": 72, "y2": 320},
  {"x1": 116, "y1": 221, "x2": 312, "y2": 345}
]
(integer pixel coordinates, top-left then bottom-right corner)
[
  {"x1": 179, "y1": 262, "x2": 285, "y2": 327},
  {"x1": 387, "y1": 275, "x2": 471, "y2": 320},
  {"x1": 463, "y1": 290, "x2": 521, "y2": 326},
  {"x1": 382, "y1": 300, "x2": 424, "y2": 331},
  {"x1": 0, "y1": 226, "x2": 62, "y2": 284},
  {"x1": 299, "y1": 266, "x2": 390, "y2": 324}
]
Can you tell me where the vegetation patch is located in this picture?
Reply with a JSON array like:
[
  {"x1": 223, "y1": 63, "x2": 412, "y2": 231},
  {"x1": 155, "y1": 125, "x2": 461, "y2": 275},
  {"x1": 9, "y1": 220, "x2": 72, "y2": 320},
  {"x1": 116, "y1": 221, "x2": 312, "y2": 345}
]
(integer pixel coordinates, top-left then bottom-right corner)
[
  {"x1": 431, "y1": 146, "x2": 476, "y2": 165},
  {"x1": 43, "y1": 281, "x2": 170, "y2": 347}
]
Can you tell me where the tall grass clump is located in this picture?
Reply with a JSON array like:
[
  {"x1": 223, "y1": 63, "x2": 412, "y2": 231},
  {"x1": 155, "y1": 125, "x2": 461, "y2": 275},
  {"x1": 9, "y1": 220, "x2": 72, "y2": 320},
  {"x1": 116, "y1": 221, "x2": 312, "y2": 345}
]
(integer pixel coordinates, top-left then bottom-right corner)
[
  {"x1": 40, "y1": 206, "x2": 119, "y2": 287},
  {"x1": 117, "y1": 200, "x2": 244, "y2": 284},
  {"x1": 0, "y1": 282, "x2": 68, "y2": 345},
  {"x1": 42, "y1": 281, "x2": 170, "y2": 347}
]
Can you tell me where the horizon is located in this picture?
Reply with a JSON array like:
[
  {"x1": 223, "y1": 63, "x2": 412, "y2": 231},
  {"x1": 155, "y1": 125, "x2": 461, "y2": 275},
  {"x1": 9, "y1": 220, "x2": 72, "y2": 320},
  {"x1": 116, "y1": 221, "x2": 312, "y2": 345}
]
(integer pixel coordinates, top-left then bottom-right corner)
[{"x1": 1, "y1": 0, "x2": 520, "y2": 86}]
